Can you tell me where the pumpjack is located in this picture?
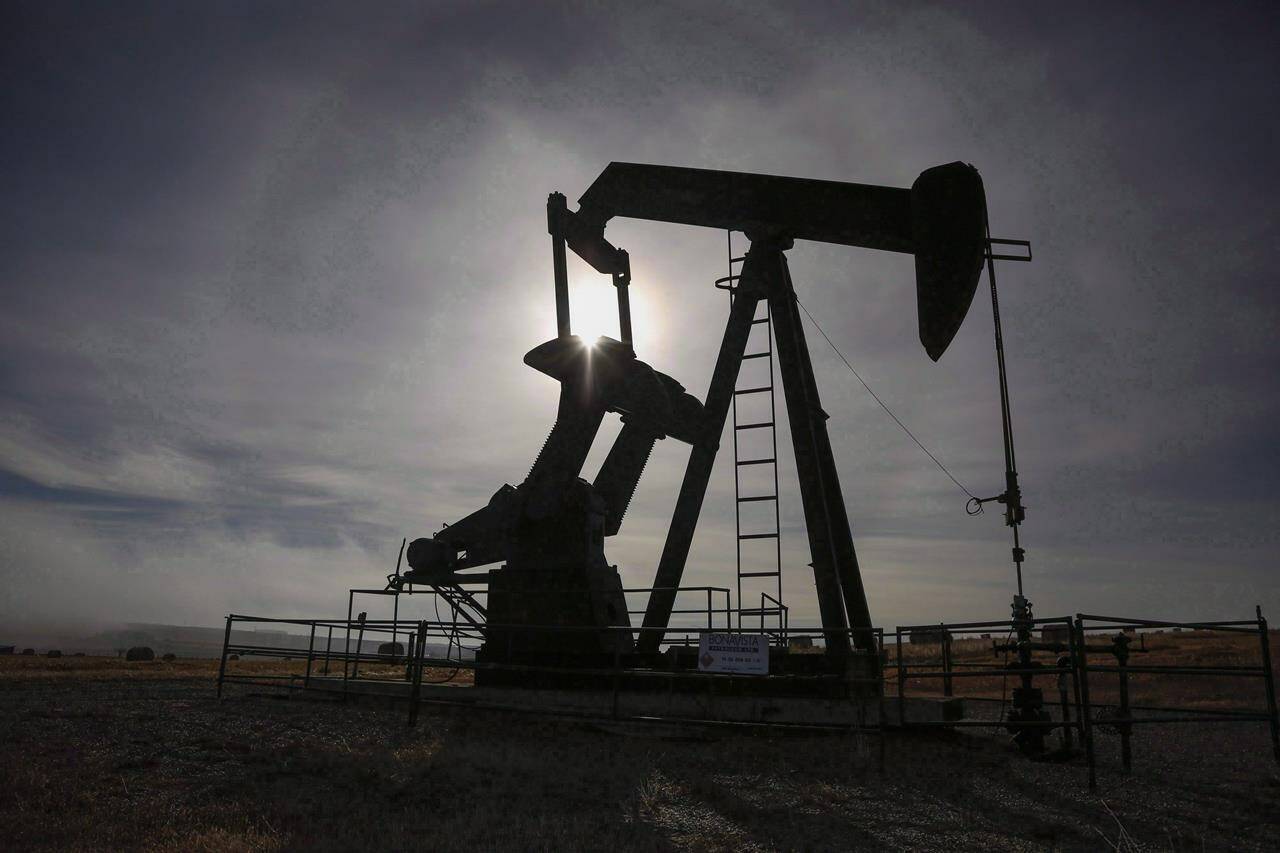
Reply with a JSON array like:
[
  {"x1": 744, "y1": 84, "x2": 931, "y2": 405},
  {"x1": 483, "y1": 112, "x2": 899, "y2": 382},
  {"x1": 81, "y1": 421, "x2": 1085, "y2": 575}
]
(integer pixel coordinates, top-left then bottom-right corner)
[{"x1": 395, "y1": 161, "x2": 992, "y2": 685}]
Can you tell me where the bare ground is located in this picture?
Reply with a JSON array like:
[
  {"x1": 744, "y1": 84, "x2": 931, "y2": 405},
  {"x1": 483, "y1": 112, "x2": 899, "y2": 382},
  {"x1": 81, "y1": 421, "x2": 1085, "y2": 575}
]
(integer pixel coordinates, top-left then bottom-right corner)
[{"x1": 0, "y1": 657, "x2": 1277, "y2": 852}]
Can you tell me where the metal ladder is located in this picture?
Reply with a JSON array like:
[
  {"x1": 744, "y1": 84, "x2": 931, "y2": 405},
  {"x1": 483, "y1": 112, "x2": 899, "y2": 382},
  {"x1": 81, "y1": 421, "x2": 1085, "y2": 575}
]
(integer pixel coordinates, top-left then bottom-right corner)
[{"x1": 715, "y1": 232, "x2": 785, "y2": 638}]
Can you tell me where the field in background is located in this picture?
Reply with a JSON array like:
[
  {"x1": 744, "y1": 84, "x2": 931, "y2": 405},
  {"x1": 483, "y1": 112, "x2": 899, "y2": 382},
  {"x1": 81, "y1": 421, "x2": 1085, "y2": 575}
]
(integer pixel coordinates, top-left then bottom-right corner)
[
  {"x1": 1, "y1": 632, "x2": 1277, "y2": 851},
  {"x1": 0, "y1": 655, "x2": 475, "y2": 686}
]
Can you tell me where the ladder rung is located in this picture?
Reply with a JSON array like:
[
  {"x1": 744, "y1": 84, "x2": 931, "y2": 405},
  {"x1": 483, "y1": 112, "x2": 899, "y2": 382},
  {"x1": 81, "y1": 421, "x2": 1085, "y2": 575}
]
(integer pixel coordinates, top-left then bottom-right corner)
[
  {"x1": 739, "y1": 607, "x2": 784, "y2": 615},
  {"x1": 727, "y1": 235, "x2": 782, "y2": 605}
]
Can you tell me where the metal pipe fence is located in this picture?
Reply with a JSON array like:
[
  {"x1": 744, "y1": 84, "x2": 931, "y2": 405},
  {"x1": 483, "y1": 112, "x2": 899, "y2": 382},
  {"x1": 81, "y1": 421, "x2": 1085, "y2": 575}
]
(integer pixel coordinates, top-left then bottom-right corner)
[
  {"x1": 876, "y1": 611, "x2": 1278, "y2": 791},
  {"x1": 214, "y1": 606, "x2": 1278, "y2": 791},
  {"x1": 216, "y1": 613, "x2": 890, "y2": 767}
]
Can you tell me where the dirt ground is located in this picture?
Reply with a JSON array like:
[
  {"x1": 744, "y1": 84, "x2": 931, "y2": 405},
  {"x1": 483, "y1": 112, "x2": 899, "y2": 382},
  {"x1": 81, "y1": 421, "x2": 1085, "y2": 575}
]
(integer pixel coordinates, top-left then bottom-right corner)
[{"x1": 1, "y1": 656, "x2": 1277, "y2": 852}]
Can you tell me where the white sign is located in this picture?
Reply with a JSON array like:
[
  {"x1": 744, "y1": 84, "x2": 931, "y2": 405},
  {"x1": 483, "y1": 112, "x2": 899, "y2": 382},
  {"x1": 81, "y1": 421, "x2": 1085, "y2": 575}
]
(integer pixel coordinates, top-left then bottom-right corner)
[{"x1": 697, "y1": 633, "x2": 769, "y2": 675}]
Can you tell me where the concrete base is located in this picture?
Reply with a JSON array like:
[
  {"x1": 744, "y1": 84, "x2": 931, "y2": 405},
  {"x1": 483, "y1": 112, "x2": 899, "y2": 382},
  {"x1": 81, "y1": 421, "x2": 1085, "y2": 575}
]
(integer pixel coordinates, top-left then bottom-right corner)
[{"x1": 289, "y1": 675, "x2": 961, "y2": 729}]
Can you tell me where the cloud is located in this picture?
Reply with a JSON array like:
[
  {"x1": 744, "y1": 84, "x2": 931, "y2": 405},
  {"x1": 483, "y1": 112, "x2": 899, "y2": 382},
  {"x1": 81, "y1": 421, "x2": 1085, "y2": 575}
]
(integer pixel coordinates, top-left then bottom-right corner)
[{"x1": 2, "y1": 2, "x2": 1277, "y2": 635}]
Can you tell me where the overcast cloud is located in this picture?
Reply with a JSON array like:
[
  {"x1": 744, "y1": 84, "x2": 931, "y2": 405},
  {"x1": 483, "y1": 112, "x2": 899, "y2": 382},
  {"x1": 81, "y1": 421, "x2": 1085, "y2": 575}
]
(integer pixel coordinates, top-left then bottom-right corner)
[{"x1": 2, "y1": 1, "x2": 1278, "y2": 635}]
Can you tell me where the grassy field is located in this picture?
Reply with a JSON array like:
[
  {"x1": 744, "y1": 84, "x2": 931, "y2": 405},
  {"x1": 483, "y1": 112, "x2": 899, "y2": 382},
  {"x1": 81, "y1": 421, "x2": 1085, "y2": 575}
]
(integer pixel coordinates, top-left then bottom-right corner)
[{"x1": 1, "y1": 637, "x2": 1277, "y2": 852}]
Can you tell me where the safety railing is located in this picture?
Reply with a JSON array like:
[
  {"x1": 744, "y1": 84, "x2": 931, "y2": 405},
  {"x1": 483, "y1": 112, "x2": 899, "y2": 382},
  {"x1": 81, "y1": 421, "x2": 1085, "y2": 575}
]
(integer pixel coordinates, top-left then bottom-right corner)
[
  {"x1": 216, "y1": 615, "x2": 888, "y2": 749},
  {"x1": 884, "y1": 616, "x2": 1084, "y2": 790},
  {"x1": 883, "y1": 609, "x2": 1278, "y2": 790},
  {"x1": 739, "y1": 591, "x2": 789, "y2": 645},
  {"x1": 344, "y1": 585, "x2": 733, "y2": 643},
  {"x1": 342, "y1": 583, "x2": 799, "y2": 653},
  {"x1": 215, "y1": 607, "x2": 1277, "y2": 791},
  {"x1": 1072, "y1": 609, "x2": 1279, "y2": 789}
]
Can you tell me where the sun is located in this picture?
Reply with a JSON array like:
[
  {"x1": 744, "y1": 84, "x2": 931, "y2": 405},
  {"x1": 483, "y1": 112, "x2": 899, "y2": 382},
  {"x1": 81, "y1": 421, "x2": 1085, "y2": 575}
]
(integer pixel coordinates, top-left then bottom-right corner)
[
  {"x1": 569, "y1": 280, "x2": 621, "y2": 343},
  {"x1": 554, "y1": 273, "x2": 662, "y2": 353}
]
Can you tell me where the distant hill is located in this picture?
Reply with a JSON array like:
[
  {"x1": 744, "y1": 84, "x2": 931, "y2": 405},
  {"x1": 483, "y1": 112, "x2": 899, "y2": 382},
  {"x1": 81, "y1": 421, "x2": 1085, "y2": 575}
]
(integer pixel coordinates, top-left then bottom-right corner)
[{"x1": 5, "y1": 622, "x2": 468, "y2": 660}]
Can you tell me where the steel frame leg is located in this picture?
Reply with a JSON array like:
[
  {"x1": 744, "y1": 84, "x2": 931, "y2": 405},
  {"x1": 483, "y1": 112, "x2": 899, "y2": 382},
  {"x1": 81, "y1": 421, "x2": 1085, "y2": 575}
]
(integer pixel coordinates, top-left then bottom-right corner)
[{"x1": 768, "y1": 252, "x2": 872, "y2": 651}]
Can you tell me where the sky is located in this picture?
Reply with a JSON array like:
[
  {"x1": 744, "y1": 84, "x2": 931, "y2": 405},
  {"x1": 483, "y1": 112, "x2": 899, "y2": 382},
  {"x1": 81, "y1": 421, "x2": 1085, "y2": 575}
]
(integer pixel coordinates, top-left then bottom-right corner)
[{"x1": 2, "y1": 1, "x2": 1278, "y2": 638}]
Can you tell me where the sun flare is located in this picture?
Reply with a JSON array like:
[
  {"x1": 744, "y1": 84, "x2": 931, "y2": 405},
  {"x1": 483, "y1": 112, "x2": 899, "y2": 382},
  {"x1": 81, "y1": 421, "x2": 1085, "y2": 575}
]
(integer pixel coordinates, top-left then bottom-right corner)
[
  {"x1": 569, "y1": 281, "x2": 622, "y2": 343},
  {"x1": 560, "y1": 278, "x2": 662, "y2": 354}
]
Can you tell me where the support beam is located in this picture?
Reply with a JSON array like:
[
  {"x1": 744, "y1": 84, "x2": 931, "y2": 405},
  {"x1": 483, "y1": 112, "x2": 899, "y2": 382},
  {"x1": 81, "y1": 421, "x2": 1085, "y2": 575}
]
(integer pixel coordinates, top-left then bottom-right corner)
[
  {"x1": 593, "y1": 419, "x2": 658, "y2": 536},
  {"x1": 547, "y1": 192, "x2": 571, "y2": 338},
  {"x1": 769, "y1": 253, "x2": 875, "y2": 652},
  {"x1": 613, "y1": 247, "x2": 633, "y2": 347},
  {"x1": 614, "y1": 270, "x2": 633, "y2": 347}
]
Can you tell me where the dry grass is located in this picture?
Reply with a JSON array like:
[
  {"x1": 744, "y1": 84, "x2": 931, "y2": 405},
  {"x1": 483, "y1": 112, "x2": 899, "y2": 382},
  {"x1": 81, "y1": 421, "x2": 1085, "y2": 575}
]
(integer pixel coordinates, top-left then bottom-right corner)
[
  {"x1": 1, "y1": 638, "x2": 1277, "y2": 851},
  {"x1": 0, "y1": 655, "x2": 243, "y2": 681},
  {"x1": 0, "y1": 655, "x2": 474, "y2": 686}
]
